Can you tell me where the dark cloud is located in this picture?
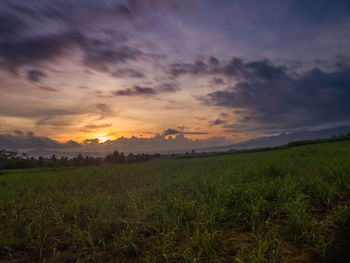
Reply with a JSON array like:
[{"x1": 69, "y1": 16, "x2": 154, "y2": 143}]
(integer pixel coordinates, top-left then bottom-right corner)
[
  {"x1": 12, "y1": 130, "x2": 23, "y2": 136},
  {"x1": 201, "y1": 57, "x2": 350, "y2": 132},
  {"x1": 181, "y1": 131, "x2": 208, "y2": 135},
  {"x1": 0, "y1": 30, "x2": 145, "y2": 73},
  {"x1": 39, "y1": 86, "x2": 58, "y2": 92},
  {"x1": 35, "y1": 115, "x2": 75, "y2": 127},
  {"x1": 4, "y1": 0, "x2": 138, "y2": 23},
  {"x1": 0, "y1": 131, "x2": 80, "y2": 150},
  {"x1": 84, "y1": 123, "x2": 112, "y2": 129},
  {"x1": 114, "y1": 85, "x2": 156, "y2": 96},
  {"x1": 209, "y1": 118, "x2": 228, "y2": 127},
  {"x1": 177, "y1": 126, "x2": 187, "y2": 130},
  {"x1": 143, "y1": 0, "x2": 191, "y2": 11},
  {"x1": 0, "y1": 32, "x2": 82, "y2": 72},
  {"x1": 0, "y1": 1, "x2": 149, "y2": 74},
  {"x1": 208, "y1": 56, "x2": 220, "y2": 66},
  {"x1": 169, "y1": 58, "x2": 212, "y2": 77},
  {"x1": 0, "y1": 0, "x2": 191, "y2": 78},
  {"x1": 222, "y1": 123, "x2": 248, "y2": 130},
  {"x1": 157, "y1": 83, "x2": 180, "y2": 92},
  {"x1": 211, "y1": 77, "x2": 224, "y2": 85},
  {"x1": 113, "y1": 83, "x2": 179, "y2": 96},
  {"x1": 96, "y1": 104, "x2": 112, "y2": 120},
  {"x1": 112, "y1": 68, "x2": 145, "y2": 78},
  {"x1": 162, "y1": 128, "x2": 208, "y2": 136},
  {"x1": 0, "y1": 13, "x2": 25, "y2": 38},
  {"x1": 168, "y1": 56, "x2": 288, "y2": 81},
  {"x1": 27, "y1": 69, "x2": 46, "y2": 82},
  {"x1": 169, "y1": 56, "x2": 259, "y2": 78},
  {"x1": 83, "y1": 138, "x2": 100, "y2": 145},
  {"x1": 291, "y1": 0, "x2": 350, "y2": 22},
  {"x1": 0, "y1": 103, "x2": 83, "y2": 119},
  {"x1": 82, "y1": 44, "x2": 144, "y2": 72},
  {"x1": 163, "y1": 128, "x2": 179, "y2": 136}
]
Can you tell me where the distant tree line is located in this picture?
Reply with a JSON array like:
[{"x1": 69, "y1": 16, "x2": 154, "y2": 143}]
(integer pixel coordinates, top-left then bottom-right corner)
[{"x1": 0, "y1": 150, "x2": 163, "y2": 169}]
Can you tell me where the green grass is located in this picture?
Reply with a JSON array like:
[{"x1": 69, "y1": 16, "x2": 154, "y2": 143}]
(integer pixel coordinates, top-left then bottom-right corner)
[{"x1": 1, "y1": 140, "x2": 350, "y2": 262}]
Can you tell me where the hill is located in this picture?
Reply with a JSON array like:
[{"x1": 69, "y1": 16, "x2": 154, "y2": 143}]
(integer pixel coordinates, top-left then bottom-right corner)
[{"x1": 196, "y1": 125, "x2": 350, "y2": 153}]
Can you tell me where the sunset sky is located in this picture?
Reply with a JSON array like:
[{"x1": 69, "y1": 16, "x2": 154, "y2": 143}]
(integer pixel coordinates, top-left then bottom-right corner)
[{"x1": 1, "y1": 0, "x2": 350, "y2": 152}]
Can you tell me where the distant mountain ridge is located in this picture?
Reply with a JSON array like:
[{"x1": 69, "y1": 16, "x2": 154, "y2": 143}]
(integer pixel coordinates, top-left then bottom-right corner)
[
  {"x1": 196, "y1": 126, "x2": 350, "y2": 153},
  {"x1": 229, "y1": 126, "x2": 350, "y2": 150}
]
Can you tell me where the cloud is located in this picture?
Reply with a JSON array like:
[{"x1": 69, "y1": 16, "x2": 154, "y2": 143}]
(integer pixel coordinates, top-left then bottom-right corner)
[
  {"x1": 0, "y1": 99, "x2": 112, "y2": 130},
  {"x1": 96, "y1": 133, "x2": 228, "y2": 152},
  {"x1": 114, "y1": 85, "x2": 156, "y2": 96},
  {"x1": 157, "y1": 83, "x2": 180, "y2": 92},
  {"x1": 4, "y1": 0, "x2": 138, "y2": 24},
  {"x1": 0, "y1": 131, "x2": 80, "y2": 150},
  {"x1": 12, "y1": 130, "x2": 24, "y2": 136},
  {"x1": 38, "y1": 86, "x2": 59, "y2": 92},
  {"x1": 209, "y1": 118, "x2": 228, "y2": 127},
  {"x1": 83, "y1": 138, "x2": 100, "y2": 145},
  {"x1": 291, "y1": 0, "x2": 350, "y2": 22},
  {"x1": 169, "y1": 56, "x2": 289, "y2": 81},
  {"x1": 112, "y1": 68, "x2": 145, "y2": 78},
  {"x1": 84, "y1": 123, "x2": 112, "y2": 129},
  {"x1": 169, "y1": 58, "x2": 213, "y2": 77},
  {"x1": 34, "y1": 114, "x2": 79, "y2": 127},
  {"x1": 162, "y1": 128, "x2": 208, "y2": 136},
  {"x1": 0, "y1": 103, "x2": 83, "y2": 119},
  {"x1": 163, "y1": 128, "x2": 179, "y2": 136},
  {"x1": 177, "y1": 125, "x2": 187, "y2": 130},
  {"x1": 143, "y1": 0, "x2": 191, "y2": 11},
  {"x1": 27, "y1": 69, "x2": 46, "y2": 82},
  {"x1": 0, "y1": 29, "x2": 145, "y2": 74},
  {"x1": 113, "y1": 83, "x2": 179, "y2": 96},
  {"x1": 211, "y1": 77, "x2": 225, "y2": 85},
  {"x1": 0, "y1": 31, "x2": 82, "y2": 72},
  {"x1": 82, "y1": 44, "x2": 144, "y2": 72},
  {"x1": 0, "y1": 13, "x2": 26, "y2": 38},
  {"x1": 0, "y1": 131, "x2": 229, "y2": 153},
  {"x1": 0, "y1": 1, "x2": 150, "y2": 74},
  {"x1": 200, "y1": 57, "x2": 350, "y2": 132},
  {"x1": 96, "y1": 104, "x2": 113, "y2": 120}
]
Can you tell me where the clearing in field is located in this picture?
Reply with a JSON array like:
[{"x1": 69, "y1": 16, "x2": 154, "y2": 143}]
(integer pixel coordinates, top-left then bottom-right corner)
[{"x1": 1, "y1": 140, "x2": 350, "y2": 262}]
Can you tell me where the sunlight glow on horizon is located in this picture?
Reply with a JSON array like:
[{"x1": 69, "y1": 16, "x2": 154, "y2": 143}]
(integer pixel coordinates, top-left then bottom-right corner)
[{"x1": 95, "y1": 135, "x2": 111, "y2": 143}]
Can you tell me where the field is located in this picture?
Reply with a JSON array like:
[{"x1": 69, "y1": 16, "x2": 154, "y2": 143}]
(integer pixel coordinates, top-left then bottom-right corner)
[{"x1": 1, "y1": 141, "x2": 350, "y2": 262}]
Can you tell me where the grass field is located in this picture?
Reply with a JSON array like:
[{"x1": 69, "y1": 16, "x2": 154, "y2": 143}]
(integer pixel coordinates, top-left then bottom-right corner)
[{"x1": 1, "y1": 140, "x2": 350, "y2": 262}]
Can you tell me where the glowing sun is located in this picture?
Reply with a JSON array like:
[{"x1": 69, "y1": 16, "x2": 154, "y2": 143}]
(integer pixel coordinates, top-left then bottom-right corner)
[
  {"x1": 93, "y1": 133, "x2": 111, "y2": 143},
  {"x1": 97, "y1": 136, "x2": 109, "y2": 143}
]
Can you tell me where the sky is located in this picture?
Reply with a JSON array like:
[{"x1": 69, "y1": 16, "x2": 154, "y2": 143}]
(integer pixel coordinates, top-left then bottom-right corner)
[{"x1": 1, "y1": 0, "x2": 350, "y2": 153}]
